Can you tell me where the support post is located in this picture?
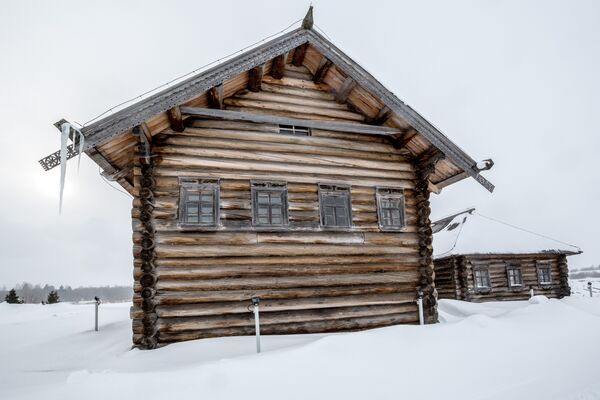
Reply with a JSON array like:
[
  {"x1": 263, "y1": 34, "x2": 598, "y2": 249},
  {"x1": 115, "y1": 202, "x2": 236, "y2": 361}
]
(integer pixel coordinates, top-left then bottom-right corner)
[
  {"x1": 252, "y1": 297, "x2": 261, "y2": 353},
  {"x1": 530, "y1": 286, "x2": 534, "y2": 298},
  {"x1": 588, "y1": 282, "x2": 593, "y2": 298},
  {"x1": 417, "y1": 291, "x2": 424, "y2": 326},
  {"x1": 94, "y1": 296, "x2": 101, "y2": 331}
]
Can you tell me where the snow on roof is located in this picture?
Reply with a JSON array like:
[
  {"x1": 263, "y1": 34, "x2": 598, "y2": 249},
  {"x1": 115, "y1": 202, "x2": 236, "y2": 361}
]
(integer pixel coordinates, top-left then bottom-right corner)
[{"x1": 432, "y1": 210, "x2": 581, "y2": 259}]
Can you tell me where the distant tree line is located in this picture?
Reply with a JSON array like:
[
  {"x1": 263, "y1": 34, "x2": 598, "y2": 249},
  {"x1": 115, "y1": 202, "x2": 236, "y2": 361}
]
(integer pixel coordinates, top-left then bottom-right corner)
[
  {"x1": 0, "y1": 282, "x2": 132, "y2": 304},
  {"x1": 570, "y1": 265, "x2": 600, "y2": 280}
]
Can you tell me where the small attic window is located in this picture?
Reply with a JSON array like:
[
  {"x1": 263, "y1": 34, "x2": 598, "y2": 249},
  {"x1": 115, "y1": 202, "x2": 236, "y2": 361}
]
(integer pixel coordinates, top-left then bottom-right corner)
[{"x1": 279, "y1": 125, "x2": 310, "y2": 136}]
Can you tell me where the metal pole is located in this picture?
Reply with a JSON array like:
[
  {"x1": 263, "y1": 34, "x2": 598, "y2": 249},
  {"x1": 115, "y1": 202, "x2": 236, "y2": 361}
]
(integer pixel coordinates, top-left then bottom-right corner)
[
  {"x1": 417, "y1": 291, "x2": 424, "y2": 326},
  {"x1": 252, "y1": 297, "x2": 261, "y2": 353},
  {"x1": 588, "y1": 282, "x2": 593, "y2": 298},
  {"x1": 94, "y1": 296, "x2": 100, "y2": 331}
]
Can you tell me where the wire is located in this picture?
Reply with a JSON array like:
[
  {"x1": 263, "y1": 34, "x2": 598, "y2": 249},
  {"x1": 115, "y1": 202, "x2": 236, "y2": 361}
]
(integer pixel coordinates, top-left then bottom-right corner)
[
  {"x1": 82, "y1": 18, "x2": 303, "y2": 127},
  {"x1": 435, "y1": 215, "x2": 468, "y2": 257},
  {"x1": 314, "y1": 24, "x2": 333, "y2": 41},
  {"x1": 473, "y1": 211, "x2": 582, "y2": 252},
  {"x1": 98, "y1": 166, "x2": 133, "y2": 199}
]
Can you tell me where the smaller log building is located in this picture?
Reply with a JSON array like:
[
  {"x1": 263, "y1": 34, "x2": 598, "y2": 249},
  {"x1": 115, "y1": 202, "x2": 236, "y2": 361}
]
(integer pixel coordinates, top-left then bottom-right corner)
[{"x1": 432, "y1": 209, "x2": 581, "y2": 302}]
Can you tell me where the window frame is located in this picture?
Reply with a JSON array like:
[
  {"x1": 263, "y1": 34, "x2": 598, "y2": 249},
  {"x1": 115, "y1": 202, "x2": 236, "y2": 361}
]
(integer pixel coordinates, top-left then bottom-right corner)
[
  {"x1": 506, "y1": 263, "x2": 524, "y2": 290},
  {"x1": 278, "y1": 125, "x2": 311, "y2": 136},
  {"x1": 375, "y1": 187, "x2": 406, "y2": 231},
  {"x1": 536, "y1": 262, "x2": 553, "y2": 287},
  {"x1": 472, "y1": 264, "x2": 491, "y2": 292},
  {"x1": 251, "y1": 181, "x2": 289, "y2": 228},
  {"x1": 178, "y1": 177, "x2": 220, "y2": 229},
  {"x1": 318, "y1": 183, "x2": 352, "y2": 229}
]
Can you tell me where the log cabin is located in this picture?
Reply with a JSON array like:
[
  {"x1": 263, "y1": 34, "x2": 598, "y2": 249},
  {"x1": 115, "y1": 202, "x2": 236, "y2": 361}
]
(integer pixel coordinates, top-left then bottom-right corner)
[
  {"x1": 433, "y1": 209, "x2": 581, "y2": 302},
  {"x1": 39, "y1": 8, "x2": 496, "y2": 348}
]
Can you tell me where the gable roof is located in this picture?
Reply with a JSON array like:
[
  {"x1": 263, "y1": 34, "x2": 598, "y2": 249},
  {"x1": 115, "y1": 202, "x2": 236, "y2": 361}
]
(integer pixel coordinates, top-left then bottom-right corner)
[
  {"x1": 432, "y1": 209, "x2": 582, "y2": 258},
  {"x1": 39, "y1": 12, "x2": 494, "y2": 193}
]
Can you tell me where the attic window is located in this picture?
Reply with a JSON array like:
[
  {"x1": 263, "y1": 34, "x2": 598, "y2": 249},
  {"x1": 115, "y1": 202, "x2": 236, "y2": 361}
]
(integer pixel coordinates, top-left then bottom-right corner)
[{"x1": 279, "y1": 125, "x2": 310, "y2": 136}]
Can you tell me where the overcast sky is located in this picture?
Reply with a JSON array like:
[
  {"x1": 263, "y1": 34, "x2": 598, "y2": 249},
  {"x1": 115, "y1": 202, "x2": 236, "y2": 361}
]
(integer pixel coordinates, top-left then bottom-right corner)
[{"x1": 0, "y1": 0, "x2": 598, "y2": 288}]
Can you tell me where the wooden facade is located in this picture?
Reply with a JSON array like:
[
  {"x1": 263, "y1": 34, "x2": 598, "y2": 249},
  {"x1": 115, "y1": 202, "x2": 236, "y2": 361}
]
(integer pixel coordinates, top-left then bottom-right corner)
[
  {"x1": 435, "y1": 253, "x2": 572, "y2": 302},
  {"x1": 40, "y1": 9, "x2": 495, "y2": 348}
]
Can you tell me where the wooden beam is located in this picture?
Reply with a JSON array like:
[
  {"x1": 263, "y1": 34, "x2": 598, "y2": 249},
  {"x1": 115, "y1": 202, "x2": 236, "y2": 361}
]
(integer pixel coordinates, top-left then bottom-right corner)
[
  {"x1": 208, "y1": 84, "x2": 224, "y2": 109},
  {"x1": 292, "y1": 43, "x2": 308, "y2": 67},
  {"x1": 418, "y1": 146, "x2": 443, "y2": 165},
  {"x1": 132, "y1": 125, "x2": 152, "y2": 162},
  {"x1": 395, "y1": 128, "x2": 418, "y2": 148},
  {"x1": 270, "y1": 54, "x2": 286, "y2": 79},
  {"x1": 248, "y1": 66, "x2": 263, "y2": 92},
  {"x1": 368, "y1": 106, "x2": 392, "y2": 125},
  {"x1": 313, "y1": 57, "x2": 332, "y2": 83},
  {"x1": 180, "y1": 106, "x2": 402, "y2": 136},
  {"x1": 167, "y1": 106, "x2": 184, "y2": 132},
  {"x1": 101, "y1": 166, "x2": 131, "y2": 182},
  {"x1": 335, "y1": 77, "x2": 356, "y2": 103}
]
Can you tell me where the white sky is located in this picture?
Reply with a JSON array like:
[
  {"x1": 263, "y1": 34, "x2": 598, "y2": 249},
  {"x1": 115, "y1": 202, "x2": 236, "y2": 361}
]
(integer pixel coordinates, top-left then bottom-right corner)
[{"x1": 0, "y1": 0, "x2": 598, "y2": 287}]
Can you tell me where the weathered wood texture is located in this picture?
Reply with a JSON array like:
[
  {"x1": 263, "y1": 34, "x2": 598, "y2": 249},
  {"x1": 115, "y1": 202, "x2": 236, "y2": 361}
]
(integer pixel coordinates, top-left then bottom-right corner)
[
  {"x1": 130, "y1": 73, "x2": 429, "y2": 345},
  {"x1": 434, "y1": 254, "x2": 571, "y2": 302}
]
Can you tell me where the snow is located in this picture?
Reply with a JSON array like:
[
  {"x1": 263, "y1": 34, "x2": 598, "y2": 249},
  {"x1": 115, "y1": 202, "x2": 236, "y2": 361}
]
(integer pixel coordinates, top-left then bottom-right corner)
[
  {"x1": 1, "y1": 296, "x2": 599, "y2": 400},
  {"x1": 433, "y1": 211, "x2": 581, "y2": 258}
]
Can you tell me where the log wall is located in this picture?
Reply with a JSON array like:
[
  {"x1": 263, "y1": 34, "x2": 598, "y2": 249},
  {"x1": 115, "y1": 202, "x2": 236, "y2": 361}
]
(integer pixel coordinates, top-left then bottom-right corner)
[
  {"x1": 434, "y1": 254, "x2": 571, "y2": 302},
  {"x1": 130, "y1": 68, "x2": 432, "y2": 346}
]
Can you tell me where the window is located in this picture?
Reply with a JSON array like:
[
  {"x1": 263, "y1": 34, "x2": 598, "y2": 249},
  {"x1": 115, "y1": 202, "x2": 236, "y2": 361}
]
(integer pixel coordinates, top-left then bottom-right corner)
[
  {"x1": 537, "y1": 263, "x2": 552, "y2": 286},
  {"x1": 473, "y1": 265, "x2": 491, "y2": 291},
  {"x1": 319, "y1": 184, "x2": 352, "y2": 228},
  {"x1": 251, "y1": 182, "x2": 288, "y2": 227},
  {"x1": 179, "y1": 178, "x2": 219, "y2": 227},
  {"x1": 376, "y1": 188, "x2": 406, "y2": 230},
  {"x1": 506, "y1": 264, "x2": 523, "y2": 288},
  {"x1": 279, "y1": 125, "x2": 310, "y2": 136}
]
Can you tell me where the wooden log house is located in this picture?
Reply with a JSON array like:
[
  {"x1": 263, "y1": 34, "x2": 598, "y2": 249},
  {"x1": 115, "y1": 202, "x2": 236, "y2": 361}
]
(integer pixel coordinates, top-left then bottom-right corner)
[
  {"x1": 39, "y1": 8, "x2": 495, "y2": 348},
  {"x1": 432, "y1": 209, "x2": 580, "y2": 302}
]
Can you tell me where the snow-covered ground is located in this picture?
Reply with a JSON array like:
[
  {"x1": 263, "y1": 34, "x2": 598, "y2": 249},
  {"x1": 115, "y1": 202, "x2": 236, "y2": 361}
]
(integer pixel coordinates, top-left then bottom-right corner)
[{"x1": 1, "y1": 291, "x2": 599, "y2": 400}]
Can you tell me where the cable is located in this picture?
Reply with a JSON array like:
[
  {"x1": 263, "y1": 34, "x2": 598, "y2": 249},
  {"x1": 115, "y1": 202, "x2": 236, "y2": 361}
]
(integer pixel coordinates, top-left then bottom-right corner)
[
  {"x1": 98, "y1": 166, "x2": 133, "y2": 199},
  {"x1": 473, "y1": 211, "x2": 582, "y2": 252},
  {"x1": 82, "y1": 18, "x2": 303, "y2": 127},
  {"x1": 314, "y1": 24, "x2": 333, "y2": 41},
  {"x1": 435, "y1": 215, "x2": 468, "y2": 257}
]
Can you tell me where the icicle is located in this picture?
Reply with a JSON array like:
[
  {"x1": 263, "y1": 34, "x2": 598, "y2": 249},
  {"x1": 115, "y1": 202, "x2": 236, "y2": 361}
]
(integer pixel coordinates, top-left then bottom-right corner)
[
  {"x1": 77, "y1": 129, "x2": 85, "y2": 172},
  {"x1": 59, "y1": 122, "x2": 70, "y2": 214}
]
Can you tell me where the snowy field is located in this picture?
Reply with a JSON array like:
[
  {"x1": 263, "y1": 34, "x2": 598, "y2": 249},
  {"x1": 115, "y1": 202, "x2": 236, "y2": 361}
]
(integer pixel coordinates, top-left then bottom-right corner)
[{"x1": 1, "y1": 289, "x2": 600, "y2": 400}]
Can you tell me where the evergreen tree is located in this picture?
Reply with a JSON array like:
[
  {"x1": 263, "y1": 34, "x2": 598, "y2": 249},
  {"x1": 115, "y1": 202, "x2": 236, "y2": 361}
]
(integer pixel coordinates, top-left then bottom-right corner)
[
  {"x1": 5, "y1": 289, "x2": 22, "y2": 304},
  {"x1": 47, "y1": 290, "x2": 60, "y2": 304}
]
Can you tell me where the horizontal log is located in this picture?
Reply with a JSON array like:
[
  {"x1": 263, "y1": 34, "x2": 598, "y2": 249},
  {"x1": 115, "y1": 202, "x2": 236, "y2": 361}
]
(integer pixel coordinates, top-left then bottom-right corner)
[
  {"x1": 233, "y1": 90, "x2": 349, "y2": 111},
  {"x1": 154, "y1": 293, "x2": 416, "y2": 318},
  {"x1": 260, "y1": 82, "x2": 335, "y2": 101},
  {"x1": 148, "y1": 283, "x2": 420, "y2": 305},
  {"x1": 149, "y1": 244, "x2": 418, "y2": 259},
  {"x1": 179, "y1": 107, "x2": 402, "y2": 136},
  {"x1": 156, "y1": 304, "x2": 417, "y2": 332},
  {"x1": 156, "y1": 155, "x2": 413, "y2": 180},
  {"x1": 223, "y1": 97, "x2": 365, "y2": 121},
  {"x1": 138, "y1": 262, "x2": 420, "y2": 280},
  {"x1": 158, "y1": 141, "x2": 413, "y2": 172},
  {"x1": 156, "y1": 313, "x2": 419, "y2": 342},
  {"x1": 151, "y1": 271, "x2": 419, "y2": 291}
]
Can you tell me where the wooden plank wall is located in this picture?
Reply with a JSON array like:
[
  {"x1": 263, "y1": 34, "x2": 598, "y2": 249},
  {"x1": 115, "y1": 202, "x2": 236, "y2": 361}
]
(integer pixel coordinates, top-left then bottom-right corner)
[
  {"x1": 434, "y1": 254, "x2": 567, "y2": 302},
  {"x1": 130, "y1": 66, "x2": 424, "y2": 345}
]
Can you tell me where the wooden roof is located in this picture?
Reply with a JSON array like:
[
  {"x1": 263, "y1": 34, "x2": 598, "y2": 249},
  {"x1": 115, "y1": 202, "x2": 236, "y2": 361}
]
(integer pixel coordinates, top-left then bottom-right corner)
[{"x1": 40, "y1": 10, "x2": 494, "y2": 194}]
